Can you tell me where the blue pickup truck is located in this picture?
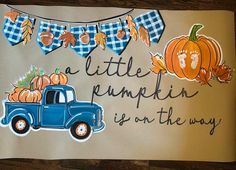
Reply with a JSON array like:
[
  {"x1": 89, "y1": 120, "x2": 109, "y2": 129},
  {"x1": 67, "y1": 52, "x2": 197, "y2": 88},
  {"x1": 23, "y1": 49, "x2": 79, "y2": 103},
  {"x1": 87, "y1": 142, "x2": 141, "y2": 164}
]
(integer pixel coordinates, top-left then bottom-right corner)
[{"x1": 0, "y1": 85, "x2": 105, "y2": 142}]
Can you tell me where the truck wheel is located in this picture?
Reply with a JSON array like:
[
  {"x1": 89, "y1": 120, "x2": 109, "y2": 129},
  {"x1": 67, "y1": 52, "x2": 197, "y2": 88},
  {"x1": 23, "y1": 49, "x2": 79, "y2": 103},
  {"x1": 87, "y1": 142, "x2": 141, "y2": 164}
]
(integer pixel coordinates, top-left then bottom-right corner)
[
  {"x1": 11, "y1": 116, "x2": 30, "y2": 135},
  {"x1": 70, "y1": 122, "x2": 91, "y2": 141}
]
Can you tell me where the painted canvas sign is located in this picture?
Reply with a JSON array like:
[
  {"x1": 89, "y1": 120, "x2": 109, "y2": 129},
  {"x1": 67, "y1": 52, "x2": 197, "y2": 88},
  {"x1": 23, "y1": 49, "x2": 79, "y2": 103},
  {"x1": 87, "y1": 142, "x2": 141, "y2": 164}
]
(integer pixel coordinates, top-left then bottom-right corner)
[{"x1": 0, "y1": 5, "x2": 235, "y2": 161}]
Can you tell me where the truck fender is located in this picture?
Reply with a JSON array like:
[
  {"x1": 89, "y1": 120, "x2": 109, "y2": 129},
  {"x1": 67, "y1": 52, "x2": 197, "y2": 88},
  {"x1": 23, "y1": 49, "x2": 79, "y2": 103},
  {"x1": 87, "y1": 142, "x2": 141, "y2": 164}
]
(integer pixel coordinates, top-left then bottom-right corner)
[
  {"x1": 65, "y1": 112, "x2": 95, "y2": 128},
  {"x1": 7, "y1": 108, "x2": 33, "y2": 125}
]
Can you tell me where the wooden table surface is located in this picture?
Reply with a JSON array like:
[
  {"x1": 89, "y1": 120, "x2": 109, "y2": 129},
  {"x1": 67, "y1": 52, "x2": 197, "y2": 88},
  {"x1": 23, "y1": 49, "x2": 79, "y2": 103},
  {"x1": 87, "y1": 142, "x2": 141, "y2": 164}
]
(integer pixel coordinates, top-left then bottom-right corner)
[{"x1": 0, "y1": 0, "x2": 235, "y2": 169}]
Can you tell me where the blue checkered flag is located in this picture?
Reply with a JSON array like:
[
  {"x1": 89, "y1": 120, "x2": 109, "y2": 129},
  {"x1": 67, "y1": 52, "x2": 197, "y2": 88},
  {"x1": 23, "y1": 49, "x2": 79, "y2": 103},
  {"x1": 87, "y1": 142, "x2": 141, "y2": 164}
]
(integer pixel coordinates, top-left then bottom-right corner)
[
  {"x1": 36, "y1": 21, "x2": 66, "y2": 55},
  {"x1": 134, "y1": 10, "x2": 165, "y2": 43},
  {"x1": 100, "y1": 20, "x2": 130, "y2": 55},
  {"x1": 2, "y1": 16, "x2": 35, "y2": 46},
  {"x1": 70, "y1": 25, "x2": 97, "y2": 58}
]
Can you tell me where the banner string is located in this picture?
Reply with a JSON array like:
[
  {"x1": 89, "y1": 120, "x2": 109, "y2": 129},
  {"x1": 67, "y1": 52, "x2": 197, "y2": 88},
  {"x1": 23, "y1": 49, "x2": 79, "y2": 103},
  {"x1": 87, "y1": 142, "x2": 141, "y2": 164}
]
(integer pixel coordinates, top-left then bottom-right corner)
[{"x1": 6, "y1": 5, "x2": 134, "y2": 24}]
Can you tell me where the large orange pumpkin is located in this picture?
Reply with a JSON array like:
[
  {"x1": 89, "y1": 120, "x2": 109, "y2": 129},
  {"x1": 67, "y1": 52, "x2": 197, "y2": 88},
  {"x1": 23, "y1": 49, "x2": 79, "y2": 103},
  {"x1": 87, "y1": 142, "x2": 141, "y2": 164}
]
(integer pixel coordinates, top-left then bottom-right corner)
[
  {"x1": 164, "y1": 24, "x2": 222, "y2": 80},
  {"x1": 18, "y1": 84, "x2": 42, "y2": 103},
  {"x1": 8, "y1": 87, "x2": 24, "y2": 102},
  {"x1": 50, "y1": 68, "x2": 68, "y2": 85},
  {"x1": 31, "y1": 70, "x2": 51, "y2": 90}
]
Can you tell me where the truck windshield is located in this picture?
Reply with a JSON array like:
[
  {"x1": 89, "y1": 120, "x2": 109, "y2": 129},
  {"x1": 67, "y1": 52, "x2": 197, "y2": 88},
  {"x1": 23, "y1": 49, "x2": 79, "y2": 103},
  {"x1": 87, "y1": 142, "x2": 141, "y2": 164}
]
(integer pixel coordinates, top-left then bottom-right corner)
[{"x1": 66, "y1": 90, "x2": 75, "y2": 102}]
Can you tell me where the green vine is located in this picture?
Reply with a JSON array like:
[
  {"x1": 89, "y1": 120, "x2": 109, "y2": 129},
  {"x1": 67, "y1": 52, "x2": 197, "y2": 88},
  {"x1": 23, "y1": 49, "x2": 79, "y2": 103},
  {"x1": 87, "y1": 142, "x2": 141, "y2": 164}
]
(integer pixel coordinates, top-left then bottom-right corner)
[{"x1": 16, "y1": 66, "x2": 39, "y2": 88}]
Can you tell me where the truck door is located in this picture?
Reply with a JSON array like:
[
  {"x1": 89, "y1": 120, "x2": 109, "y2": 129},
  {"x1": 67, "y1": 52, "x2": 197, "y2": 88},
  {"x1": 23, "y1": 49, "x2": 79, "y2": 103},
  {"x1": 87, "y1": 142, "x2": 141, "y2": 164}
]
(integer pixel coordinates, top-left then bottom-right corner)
[{"x1": 41, "y1": 90, "x2": 66, "y2": 127}]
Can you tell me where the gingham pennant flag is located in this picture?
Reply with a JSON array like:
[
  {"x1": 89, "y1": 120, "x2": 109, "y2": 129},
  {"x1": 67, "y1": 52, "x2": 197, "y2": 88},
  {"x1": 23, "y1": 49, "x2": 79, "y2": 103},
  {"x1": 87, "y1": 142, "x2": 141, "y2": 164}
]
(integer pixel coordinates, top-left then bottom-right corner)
[
  {"x1": 36, "y1": 21, "x2": 66, "y2": 55},
  {"x1": 70, "y1": 25, "x2": 97, "y2": 58},
  {"x1": 134, "y1": 10, "x2": 165, "y2": 43},
  {"x1": 100, "y1": 20, "x2": 130, "y2": 55},
  {"x1": 2, "y1": 16, "x2": 35, "y2": 46}
]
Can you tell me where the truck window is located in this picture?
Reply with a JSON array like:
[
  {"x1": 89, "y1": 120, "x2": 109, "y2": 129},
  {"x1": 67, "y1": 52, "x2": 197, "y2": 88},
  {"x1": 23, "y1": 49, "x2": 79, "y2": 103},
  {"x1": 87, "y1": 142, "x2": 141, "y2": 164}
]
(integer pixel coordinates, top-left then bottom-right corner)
[
  {"x1": 46, "y1": 90, "x2": 65, "y2": 104},
  {"x1": 46, "y1": 91, "x2": 56, "y2": 104},
  {"x1": 66, "y1": 90, "x2": 74, "y2": 102},
  {"x1": 55, "y1": 91, "x2": 65, "y2": 103}
]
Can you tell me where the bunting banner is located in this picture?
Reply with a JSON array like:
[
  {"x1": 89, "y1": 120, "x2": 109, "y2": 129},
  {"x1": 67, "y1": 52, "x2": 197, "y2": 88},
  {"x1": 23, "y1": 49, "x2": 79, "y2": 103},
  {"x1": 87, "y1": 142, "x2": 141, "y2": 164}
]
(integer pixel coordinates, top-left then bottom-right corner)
[
  {"x1": 3, "y1": 16, "x2": 35, "y2": 45},
  {"x1": 134, "y1": 10, "x2": 165, "y2": 43},
  {"x1": 0, "y1": 5, "x2": 235, "y2": 162},
  {"x1": 70, "y1": 25, "x2": 97, "y2": 57},
  {"x1": 2, "y1": 9, "x2": 165, "y2": 57},
  {"x1": 100, "y1": 20, "x2": 131, "y2": 55},
  {"x1": 36, "y1": 21, "x2": 66, "y2": 54}
]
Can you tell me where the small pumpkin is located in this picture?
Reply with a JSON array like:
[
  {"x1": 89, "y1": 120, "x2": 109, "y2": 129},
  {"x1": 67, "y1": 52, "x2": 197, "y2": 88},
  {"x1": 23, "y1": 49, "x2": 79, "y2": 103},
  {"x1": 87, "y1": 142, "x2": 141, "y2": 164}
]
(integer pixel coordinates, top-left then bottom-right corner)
[
  {"x1": 164, "y1": 24, "x2": 222, "y2": 80},
  {"x1": 31, "y1": 69, "x2": 51, "y2": 90},
  {"x1": 18, "y1": 83, "x2": 42, "y2": 103},
  {"x1": 50, "y1": 68, "x2": 68, "y2": 85},
  {"x1": 8, "y1": 87, "x2": 24, "y2": 102}
]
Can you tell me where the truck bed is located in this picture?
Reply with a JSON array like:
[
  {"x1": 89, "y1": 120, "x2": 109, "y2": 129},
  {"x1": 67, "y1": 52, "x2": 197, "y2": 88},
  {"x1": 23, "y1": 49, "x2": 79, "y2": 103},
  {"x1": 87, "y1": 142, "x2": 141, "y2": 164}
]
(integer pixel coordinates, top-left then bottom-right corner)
[
  {"x1": 2, "y1": 101, "x2": 41, "y2": 125},
  {"x1": 5, "y1": 101, "x2": 40, "y2": 111}
]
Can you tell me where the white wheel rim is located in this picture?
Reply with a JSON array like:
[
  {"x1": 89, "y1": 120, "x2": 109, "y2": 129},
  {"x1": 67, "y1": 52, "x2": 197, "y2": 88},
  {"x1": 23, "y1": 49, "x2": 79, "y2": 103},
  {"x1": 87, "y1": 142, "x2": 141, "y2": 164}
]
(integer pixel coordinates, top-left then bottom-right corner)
[
  {"x1": 16, "y1": 120, "x2": 26, "y2": 131},
  {"x1": 76, "y1": 123, "x2": 88, "y2": 136}
]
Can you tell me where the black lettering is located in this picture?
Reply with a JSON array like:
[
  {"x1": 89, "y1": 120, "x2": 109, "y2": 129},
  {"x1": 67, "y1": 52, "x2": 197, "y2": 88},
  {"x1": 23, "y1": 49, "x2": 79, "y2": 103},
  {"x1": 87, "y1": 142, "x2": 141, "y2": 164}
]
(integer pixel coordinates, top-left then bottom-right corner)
[
  {"x1": 134, "y1": 116, "x2": 155, "y2": 124},
  {"x1": 65, "y1": 67, "x2": 80, "y2": 75},
  {"x1": 85, "y1": 56, "x2": 150, "y2": 78},
  {"x1": 114, "y1": 113, "x2": 131, "y2": 126},
  {"x1": 90, "y1": 74, "x2": 198, "y2": 109},
  {"x1": 156, "y1": 107, "x2": 186, "y2": 125},
  {"x1": 189, "y1": 117, "x2": 222, "y2": 135}
]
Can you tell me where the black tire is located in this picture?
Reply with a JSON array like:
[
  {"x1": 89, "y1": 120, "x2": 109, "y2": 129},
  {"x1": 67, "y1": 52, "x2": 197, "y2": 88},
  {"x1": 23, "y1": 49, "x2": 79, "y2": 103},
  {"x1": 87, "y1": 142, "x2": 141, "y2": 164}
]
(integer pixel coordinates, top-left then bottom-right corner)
[
  {"x1": 70, "y1": 122, "x2": 91, "y2": 140},
  {"x1": 11, "y1": 116, "x2": 30, "y2": 135}
]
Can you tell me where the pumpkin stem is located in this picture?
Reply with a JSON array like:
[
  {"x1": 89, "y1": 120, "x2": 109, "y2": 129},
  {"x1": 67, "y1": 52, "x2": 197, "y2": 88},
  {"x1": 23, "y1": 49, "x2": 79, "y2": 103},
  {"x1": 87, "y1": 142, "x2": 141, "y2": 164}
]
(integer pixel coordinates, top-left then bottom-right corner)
[
  {"x1": 189, "y1": 24, "x2": 203, "y2": 42},
  {"x1": 30, "y1": 82, "x2": 34, "y2": 91},
  {"x1": 55, "y1": 67, "x2": 60, "y2": 74}
]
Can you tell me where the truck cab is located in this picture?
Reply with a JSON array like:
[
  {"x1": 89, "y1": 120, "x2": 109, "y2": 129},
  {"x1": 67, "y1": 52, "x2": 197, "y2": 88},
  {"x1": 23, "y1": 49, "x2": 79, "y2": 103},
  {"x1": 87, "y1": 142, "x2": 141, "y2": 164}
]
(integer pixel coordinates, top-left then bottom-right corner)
[{"x1": 1, "y1": 85, "x2": 105, "y2": 142}]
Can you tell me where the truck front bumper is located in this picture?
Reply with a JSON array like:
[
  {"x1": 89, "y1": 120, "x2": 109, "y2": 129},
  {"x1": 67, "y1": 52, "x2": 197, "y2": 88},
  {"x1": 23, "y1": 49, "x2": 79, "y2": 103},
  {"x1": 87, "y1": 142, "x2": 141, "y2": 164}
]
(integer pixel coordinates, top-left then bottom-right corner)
[{"x1": 93, "y1": 121, "x2": 105, "y2": 133}]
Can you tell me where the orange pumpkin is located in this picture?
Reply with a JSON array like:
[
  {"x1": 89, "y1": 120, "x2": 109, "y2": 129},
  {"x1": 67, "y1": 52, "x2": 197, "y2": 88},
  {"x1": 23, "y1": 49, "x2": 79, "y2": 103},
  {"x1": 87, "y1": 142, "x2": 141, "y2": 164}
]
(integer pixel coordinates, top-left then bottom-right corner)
[
  {"x1": 8, "y1": 87, "x2": 24, "y2": 102},
  {"x1": 164, "y1": 24, "x2": 222, "y2": 80},
  {"x1": 31, "y1": 70, "x2": 51, "y2": 90},
  {"x1": 18, "y1": 84, "x2": 42, "y2": 103},
  {"x1": 50, "y1": 68, "x2": 68, "y2": 85}
]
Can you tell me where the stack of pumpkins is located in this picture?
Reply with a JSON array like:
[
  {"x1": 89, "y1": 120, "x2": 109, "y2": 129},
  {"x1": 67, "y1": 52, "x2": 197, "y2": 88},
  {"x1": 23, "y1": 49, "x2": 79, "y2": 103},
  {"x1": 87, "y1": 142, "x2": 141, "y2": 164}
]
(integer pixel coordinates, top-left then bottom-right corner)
[{"x1": 7, "y1": 67, "x2": 68, "y2": 103}]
